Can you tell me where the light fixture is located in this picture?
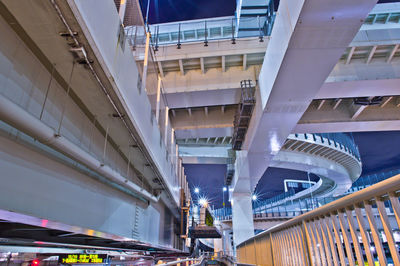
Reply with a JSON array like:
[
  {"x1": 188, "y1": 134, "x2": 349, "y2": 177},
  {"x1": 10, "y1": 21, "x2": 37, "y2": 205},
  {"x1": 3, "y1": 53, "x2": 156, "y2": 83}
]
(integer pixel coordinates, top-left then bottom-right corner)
[
  {"x1": 199, "y1": 197, "x2": 208, "y2": 207},
  {"x1": 223, "y1": 187, "x2": 227, "y2": 192},
  {"x1": 252, "y1": 194, "x2": 257, "y2": 201},
  {"x1": 194, "y1": 187, "x2": 200, "y2": 193}
]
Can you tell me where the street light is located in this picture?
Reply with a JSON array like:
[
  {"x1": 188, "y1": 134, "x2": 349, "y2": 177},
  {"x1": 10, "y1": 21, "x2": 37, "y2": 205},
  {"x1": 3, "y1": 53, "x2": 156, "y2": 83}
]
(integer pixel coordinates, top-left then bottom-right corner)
[
  {"x1": 222, "y1": 187, "x2": 227, "y2": 209},
  {"x1": 252, "y1": 194, "x2": 257, "y2": 201},
  {"x1": 194, "y1": 187, "x2": 200, "y2": 194},
  {"x1": 199, "y1": 197, "x2": 208, "y2": 207}
]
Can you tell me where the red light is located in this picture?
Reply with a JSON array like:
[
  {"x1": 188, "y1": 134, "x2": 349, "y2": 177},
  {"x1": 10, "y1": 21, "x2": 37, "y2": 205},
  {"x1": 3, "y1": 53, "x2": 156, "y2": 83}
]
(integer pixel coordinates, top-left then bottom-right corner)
[{"x1": 32, "y1": 259, "x2": 39, "y2": 265}]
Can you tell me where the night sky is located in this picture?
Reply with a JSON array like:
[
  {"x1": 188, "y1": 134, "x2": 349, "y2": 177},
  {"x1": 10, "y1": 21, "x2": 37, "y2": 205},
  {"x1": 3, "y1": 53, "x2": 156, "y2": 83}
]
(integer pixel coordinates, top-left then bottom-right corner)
[
  {"x1": 139, "y1": 0, "x2": 399, "y2": 24},
  {"x1": 138, "y1": 0, "x2": 400, "y2": 208}
]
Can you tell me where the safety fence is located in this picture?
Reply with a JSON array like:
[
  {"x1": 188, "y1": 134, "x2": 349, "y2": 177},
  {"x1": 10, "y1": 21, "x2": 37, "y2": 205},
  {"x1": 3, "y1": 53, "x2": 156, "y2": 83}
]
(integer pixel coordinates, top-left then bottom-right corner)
[
  {"x1": 214, "y1": 170, "x2": 400, "y2": 223},
  {"x1": 347, "y1": 169, "x2": 400, "y2": 194},
  {"x1": 294, "y1": 133, "x2": 360, "y2": 161},
  {"x1": 214, "y1": 169, "x2": 400, "y2": 221},
  {"x1": 236, "y1": 173, "x2": 400, "y2": 266},
  {"x1": 124, "y1": 23, "x2": 192, "y2": 206}
]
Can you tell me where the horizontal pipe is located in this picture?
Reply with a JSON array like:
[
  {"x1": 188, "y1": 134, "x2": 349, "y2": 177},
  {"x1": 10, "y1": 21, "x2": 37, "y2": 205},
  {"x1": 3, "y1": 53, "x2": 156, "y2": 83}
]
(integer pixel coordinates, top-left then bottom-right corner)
[
  {"x1": 0, "y1": 94, "x2": 158, "y2": 203},
  {"x1": 238, "y1": 173, "x2": 400, "y2": 246}
]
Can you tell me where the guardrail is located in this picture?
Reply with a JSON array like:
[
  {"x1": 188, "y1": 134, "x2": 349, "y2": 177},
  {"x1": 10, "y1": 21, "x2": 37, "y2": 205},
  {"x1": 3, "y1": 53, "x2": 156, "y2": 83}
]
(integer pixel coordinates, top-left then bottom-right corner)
[
  {"x1": 347, "y1": 169, "x2": 400, "y2": 194},
  {"x1": 294, "y1": 133, "x2": 361, "y2": 161},
  {"x1": 215, "y1": 169, "x2": 400, "y2": 221},
  {"x1": 236, "y1": 173, "x2": 400, "y2": 266},
  {"x1": 213, "y1": 193, "x2": 335, "y2": 222},
  {"x1": 157, "y1": 257, "x2": 202, "y2": 266},
  {"x1": 125, "y1": 0, "x2": 275, "y2": 48}
]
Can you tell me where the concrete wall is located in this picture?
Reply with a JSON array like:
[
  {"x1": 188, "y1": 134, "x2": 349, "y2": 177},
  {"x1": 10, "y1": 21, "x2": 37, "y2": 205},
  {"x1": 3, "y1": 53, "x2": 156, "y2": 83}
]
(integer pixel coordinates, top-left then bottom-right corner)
[
  {"x1": 69, "y1": 0, "x2": 180, "y2": 205},
  {"x1": 0, "y1": 9, "x2": 175, "y2": 248}
]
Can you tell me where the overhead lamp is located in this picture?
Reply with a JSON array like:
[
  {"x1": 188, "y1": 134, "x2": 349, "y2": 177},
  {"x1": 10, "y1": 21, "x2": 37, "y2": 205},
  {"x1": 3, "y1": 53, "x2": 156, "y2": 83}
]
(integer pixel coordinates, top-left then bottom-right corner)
[{"x1": 199, "y1": 197, "x2": 208, "y2": 207}]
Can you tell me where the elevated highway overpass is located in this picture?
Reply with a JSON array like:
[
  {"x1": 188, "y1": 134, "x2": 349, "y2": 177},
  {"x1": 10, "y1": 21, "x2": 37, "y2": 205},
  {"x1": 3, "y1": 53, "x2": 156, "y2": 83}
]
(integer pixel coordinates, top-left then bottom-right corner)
[
  {"x1": 132, "y1": 0, "x2": 388, "y2": 245},
  {"x1": 131, "y1": 3, "x2": 400, "y2": 141},
  {"x1": 1, "y1": 0, "x2": 400, "y2": 261}
]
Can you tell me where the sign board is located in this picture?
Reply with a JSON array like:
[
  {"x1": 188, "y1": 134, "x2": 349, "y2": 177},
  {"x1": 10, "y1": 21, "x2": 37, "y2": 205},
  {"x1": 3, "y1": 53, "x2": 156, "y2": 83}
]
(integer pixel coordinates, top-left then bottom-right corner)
[{"x1": 58, "y1": 254, "x2": 107, "y2": 264}]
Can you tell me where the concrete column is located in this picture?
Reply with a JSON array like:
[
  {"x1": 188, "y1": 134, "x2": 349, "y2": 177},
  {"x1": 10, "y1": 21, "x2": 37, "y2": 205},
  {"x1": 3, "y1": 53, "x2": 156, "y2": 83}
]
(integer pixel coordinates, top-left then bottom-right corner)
[
  {"x1": 221, "y1": 227, "x2": 232, "y2": 255},
  {"x1": 199, "y1": 207, "x2": 206, "y2": 226},
  {"x1": 232, "y1": 191, "x2": 254, "y2": 246},
  {"x1": 231, "y1": 151, "x2": 254, "y2": 247},
  {"x1": 214, "y1": 238, "x2": 223, "y2": 254}
]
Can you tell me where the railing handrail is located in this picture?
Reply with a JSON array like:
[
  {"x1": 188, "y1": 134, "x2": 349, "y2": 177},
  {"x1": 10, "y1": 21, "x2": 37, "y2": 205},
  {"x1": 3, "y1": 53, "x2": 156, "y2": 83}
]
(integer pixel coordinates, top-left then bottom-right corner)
[
  {"x1": 238, "y1": 173, "x2": 400, "y2": 247},
  {"x1": 351, "y1": 168, "x2": 400, "y2": 188},
  {"x1": 292, "y1": 132, "x2": 361, "y2": 161},
  {"x1": 157, "y1": 256, "x2": 202, "y2": 266},
  {"x1": 215, "y1": 170, "x2": 400, "y2": 220}
]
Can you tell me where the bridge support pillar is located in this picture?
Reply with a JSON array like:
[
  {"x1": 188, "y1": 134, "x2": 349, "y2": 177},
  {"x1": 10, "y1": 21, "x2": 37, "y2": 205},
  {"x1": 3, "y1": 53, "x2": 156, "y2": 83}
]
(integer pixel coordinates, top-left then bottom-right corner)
[
  {"x1": 232, "y1": 191, "x2": 254, "y2": 247},
  {"x1": 231, "y1": 151, "x2": 255, "y2": 247},
  {"x1": 221, "y1": 227, "x2": 233, "y2": 255}
]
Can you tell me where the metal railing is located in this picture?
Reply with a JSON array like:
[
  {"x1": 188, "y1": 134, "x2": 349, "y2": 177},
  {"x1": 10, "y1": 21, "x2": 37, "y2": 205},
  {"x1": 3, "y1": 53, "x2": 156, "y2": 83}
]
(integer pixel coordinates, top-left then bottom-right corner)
[
  {"x1": 294, "y1": 133, "x2": 361, "y2": 161},
  {"x1": 347, "y1": 169, "x2": 400, "y2": 193},
  {"x1": 123, "y1": 22, "x2": 195, "y2": 206},
  {"x1": 214, "y1": 171, "x2": 400, "y2": 221},
  {"x1": 125, "y1": 0, "x2": 275, "y2": 48},
  {"x1": 237, "y1": 173, "x2": 400, "y2": 266}
]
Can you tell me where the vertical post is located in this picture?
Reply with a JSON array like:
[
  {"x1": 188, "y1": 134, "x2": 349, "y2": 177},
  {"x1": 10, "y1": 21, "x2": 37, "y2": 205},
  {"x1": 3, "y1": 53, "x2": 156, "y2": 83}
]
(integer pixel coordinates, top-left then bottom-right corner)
[
  {"x1": 118, "y1": 0, "x2": 127, "y2": 23},
  {"x1": 276, "y1": 234, "x2": 283, "y2": 266},
  {"x1": 287, "y1": 230, "x2": 298, "y2": 265},
  {"x1": 170, "y1": 128, "x2": 175, "y2": 157},
  {"x1": 177, "y1": 23, "x2": 182, "y2": 49},
  {"x1": 345, "y1": 209, "x2": 364, "y2": 265},
  {"x1": 257, "y1": 15, "x2": 263, "y2": 42},
  {"x1": 322, "y1": 217, "x2": 340, "y2": 266},
  {"x1": 329, "y1": 215, "x2": 346, "y2": 266},
  {"x1": 231, "y1": 17, "x2": 236, "y2": 44},
  {"x1": 178, "y1": 159, "x2": 182, "y2": 187},
  {"x1": 337, "y1": 212, "x2": 355, "y2": 266},
  {"x1": 376, "y1": 197, "x2": 400, "y2": 263},
  {"x1": 164, "y1": 106, "x2": 169, "y2": 145},
  {"x1": 354, "y1": 206, "x2": 374, "y2": 266},
  {"x1": 204, "y1": 20, "x2": 208, "y2": 46},
  {"x1": 175, "y1": 144, "x2": 179, "y2": 176},
  {"x1": 145, "y1": 0, "x2": 151, "y2": 28},
  {"x1": 389, "y1": 192, "x2": 400, "y2": 229},
  {"x1": 155, "y1": 76, "x2": 161, "y2": 123},
  {"x1": 294, "y1": 227, "x2": 308, "y2": 266},
  {"x1": 302, "y1": 221, "x2": 315, "y2": 266},
  {"x1": 316, "y1": 219, "x2": 332, "y2": 266},
  {"x1": 270, "y1": 234, "x2": 277, "y2": 265},
  {"x1": 308, "y1": 221, "x2": 323, "y2": 266},
  {"x1": 155, "y1": 26, "x2": 159, "y2": 51},
  {"x1": 364, "y1": 202, "x2": 387, "y2": 265},
  {"x1": 142, "y1": 32, "x2": 151, "y2": 93}
]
